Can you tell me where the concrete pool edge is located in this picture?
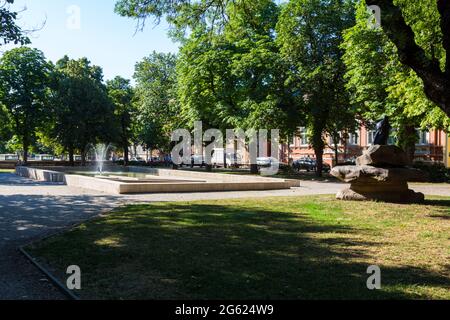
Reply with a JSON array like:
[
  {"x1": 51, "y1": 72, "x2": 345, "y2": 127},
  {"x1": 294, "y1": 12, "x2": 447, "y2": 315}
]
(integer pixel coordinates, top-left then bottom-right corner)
[{"x1": 16, "y1": 166, "x2": 300, "y2": 195}]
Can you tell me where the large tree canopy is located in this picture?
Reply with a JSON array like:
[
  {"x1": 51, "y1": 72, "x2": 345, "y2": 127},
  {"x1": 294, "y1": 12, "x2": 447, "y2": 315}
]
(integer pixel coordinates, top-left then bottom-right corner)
[
  {"x1": 134, "y1": 52, "x2": 179, "y2": 153},
  {"x1": 177, "y1": 0, "x2": 300, "y2": 135},
  {"x1": 342, "y1": 0, "x2": 450, "y2": 161},
  {"x1": 0, "y1": 47, "x2": 51, "y2": 163},
  {"x1": 107, "y1": 76, "x2": 135, "y2": 165},
  {"x1": 277, "y1": 0, "x2": 356, "y2": 174},
  {"x1": 52, "y1": 56, "x2": 116, "y2": 165},
  {"x1": 116, "y1": 0, "x2": 450, "y2": 119}
]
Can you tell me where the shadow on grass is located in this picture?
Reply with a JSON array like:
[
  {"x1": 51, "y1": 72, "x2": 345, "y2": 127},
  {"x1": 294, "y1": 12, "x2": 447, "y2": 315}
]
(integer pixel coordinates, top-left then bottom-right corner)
[
  {"x1": 30, "y1": 201, "x2": 450, "y2": 300},
  {"x1": 424, "y1": 199, "x2": 450, "y2": 208},
  {"x1": 423, "y1": 199, "x2": 450, "y2": 220}
]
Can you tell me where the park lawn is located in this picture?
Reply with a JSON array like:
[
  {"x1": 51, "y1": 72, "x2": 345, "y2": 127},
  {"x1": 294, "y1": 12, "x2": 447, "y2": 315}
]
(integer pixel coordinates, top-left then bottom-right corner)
[{"x1": 27, "y1": 195, "x2": 450, "y2": 300}]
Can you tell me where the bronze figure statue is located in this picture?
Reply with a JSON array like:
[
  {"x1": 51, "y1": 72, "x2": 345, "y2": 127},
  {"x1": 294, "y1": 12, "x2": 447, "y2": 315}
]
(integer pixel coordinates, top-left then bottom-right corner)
[{"x1": 373, "y1": 116, "x2": 391, "y2": 145}]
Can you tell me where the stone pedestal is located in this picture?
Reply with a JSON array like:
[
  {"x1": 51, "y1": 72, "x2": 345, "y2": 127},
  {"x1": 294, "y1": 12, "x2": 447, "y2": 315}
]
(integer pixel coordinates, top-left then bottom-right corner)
[{"x1": 331, "y1": 146, "x2": 427, "y2": 203}]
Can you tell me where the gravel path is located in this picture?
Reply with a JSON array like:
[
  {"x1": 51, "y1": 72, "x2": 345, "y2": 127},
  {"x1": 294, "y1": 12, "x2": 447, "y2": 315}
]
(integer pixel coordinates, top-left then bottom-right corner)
[{"x1": 0, "y1": 173, "x2": 448, "y2": 300}]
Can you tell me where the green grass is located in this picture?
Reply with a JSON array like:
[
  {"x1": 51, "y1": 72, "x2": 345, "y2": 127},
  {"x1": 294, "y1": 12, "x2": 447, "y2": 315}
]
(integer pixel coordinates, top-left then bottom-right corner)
[
  {"x1": 27, "y1": 195, "x2": 450, "y2": 300},
  {"x1": 0, "y1": 169, "x2": 13, "y2": 173}
]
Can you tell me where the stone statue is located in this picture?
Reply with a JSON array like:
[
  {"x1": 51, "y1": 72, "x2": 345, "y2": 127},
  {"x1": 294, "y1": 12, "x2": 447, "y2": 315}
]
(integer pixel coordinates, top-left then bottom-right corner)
[
  {"x1": 373, "y1": 116, "x2": 391, "y2": 145},
  {"x1": 330, "y1": 113, "x2": 427, "y2": 203}
]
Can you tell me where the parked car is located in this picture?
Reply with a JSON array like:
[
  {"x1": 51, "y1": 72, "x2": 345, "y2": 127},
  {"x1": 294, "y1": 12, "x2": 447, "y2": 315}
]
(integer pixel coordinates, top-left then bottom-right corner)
[
  {"x1": 179, "y1": 155, "x2": 205, "y2": 168},
  {"x1": 130, "y1": 157, "x2": 146, "y2": 164},
  {"x1": 256, "y1": 157, "x2": 279, "y2": 168},
  {"x1": 293, "y1": 158, "x2": 331, "y2": 173},
  {"x1": 293, "y1": 158, "x2": 315, "y2": 172}
]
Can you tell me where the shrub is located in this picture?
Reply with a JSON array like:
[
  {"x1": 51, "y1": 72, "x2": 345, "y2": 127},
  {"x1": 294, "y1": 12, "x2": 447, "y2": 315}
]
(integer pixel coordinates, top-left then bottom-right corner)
[{"x1": 413, "y1": 162, "x2": 450, "y2": 183}]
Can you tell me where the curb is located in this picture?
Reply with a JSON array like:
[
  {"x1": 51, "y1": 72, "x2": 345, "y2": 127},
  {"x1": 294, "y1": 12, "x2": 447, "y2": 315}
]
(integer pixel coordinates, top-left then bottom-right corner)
[{"x1": 18, "y1": 246, "x2": 80, "y2": 300}]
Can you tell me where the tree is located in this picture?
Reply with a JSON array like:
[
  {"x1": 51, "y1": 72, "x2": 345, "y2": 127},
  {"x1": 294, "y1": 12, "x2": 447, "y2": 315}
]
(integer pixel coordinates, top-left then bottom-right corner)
[
  {"x1": 277, "y1": 0, "x2": 356, "y2": 176},
  {"x1": 107, "y1": 76, "x2": 135, "y2": 166},
  {"x1": 134, "y1": 52, "x2": 179, "y2": 156},
  {"x1": 0, "y1": 47, "x2": 52, "y2": 163},
  {"x1": 115, "y1": 0, "x2": 239, "y2": 38},
  {"x1": 52, "y1": 56, "x2": 116, "y2": 165},
  {"x1": 0, "y1": 103, "x2": 13, "y2": 153},
  {"x1": 342, "y1": 1, "x2": 450, "y2": 161},
  {"x1": 116, "y1": 0, "x2": 450, "y2": 119},
  {"x1": 176, "y1": 0, "x2": 302, "y2": 172},
  {"x1": 364, "y1": 0, "x2": 450, "y2": 118},
  {"x1": 0, "y1": 0, "x2": 30, "y2": 47}
]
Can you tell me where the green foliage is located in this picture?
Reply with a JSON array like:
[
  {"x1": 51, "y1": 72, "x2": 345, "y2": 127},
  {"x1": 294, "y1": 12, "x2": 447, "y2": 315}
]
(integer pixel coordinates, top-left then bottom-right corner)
[
  {"x1": 51, "y1": 56, "x2": 116, "y2": 161},
  {"x1": 107, "y1": 76, "x2": 135, "y2": 163},
  {"x1": 177, "y1": 0, "x2": 301, "y2": 137},
  {"x1": 341, "y1": 0, "x2": 450, "y2": 138},
  {"x1": 0, "y1": 0, "x2": 30, "y2": 46},
  {"x1": 114, "y1": 0, "x2": 245, "y2": 40},
  {"x1": 0, "y1": 103, "x2": 13, "y2": 152},
  {"x1": 277, "y1": 0, "x2": 357, "y2": 172},
  {"x1": 0, "y1": 47, "x2": 52, "y2": 161},
  {"x1": 134, "y1": 52, "x2": 179, "y2": 152}
]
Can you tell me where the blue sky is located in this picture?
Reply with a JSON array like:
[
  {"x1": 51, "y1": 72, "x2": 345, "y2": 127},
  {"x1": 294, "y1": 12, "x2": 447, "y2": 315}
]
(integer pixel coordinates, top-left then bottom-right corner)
[{"x1": 6, "y1": 0, "x2": 179, "y2": 82}]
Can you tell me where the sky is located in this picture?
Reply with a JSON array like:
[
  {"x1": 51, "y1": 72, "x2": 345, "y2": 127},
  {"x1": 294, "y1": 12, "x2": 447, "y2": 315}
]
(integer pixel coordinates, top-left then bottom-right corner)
[{"x1": 5, "y1": 0, "x2": 179, "y2": 82}]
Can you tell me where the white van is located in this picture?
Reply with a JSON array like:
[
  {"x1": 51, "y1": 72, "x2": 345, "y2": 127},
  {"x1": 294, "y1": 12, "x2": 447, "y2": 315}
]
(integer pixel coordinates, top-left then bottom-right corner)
[{"x1": 210, "y1": 148, "x2": 242, "y2": 168}]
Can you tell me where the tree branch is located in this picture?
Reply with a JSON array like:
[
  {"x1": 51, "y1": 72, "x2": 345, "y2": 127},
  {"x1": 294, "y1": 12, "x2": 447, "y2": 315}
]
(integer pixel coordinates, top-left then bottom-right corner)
[
  {"x1": 437, "y1": 0, "x2": 450, "y2": 76},
  {"x1": 366, "y1": 0, "x2": 450, "y2": 117}
]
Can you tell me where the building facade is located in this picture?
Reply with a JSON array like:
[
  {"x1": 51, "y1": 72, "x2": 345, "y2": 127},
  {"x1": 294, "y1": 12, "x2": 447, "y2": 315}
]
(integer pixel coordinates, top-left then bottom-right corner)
[{"x1": 286, "y1": 126, "x2": 448, "y2": 167}]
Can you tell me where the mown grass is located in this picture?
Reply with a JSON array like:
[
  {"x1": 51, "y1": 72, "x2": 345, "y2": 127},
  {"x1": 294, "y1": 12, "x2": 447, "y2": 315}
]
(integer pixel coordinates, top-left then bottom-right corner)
[
  {"x1": 0, "y1": 169, "x2": 13, "y2": 173},
  {"x1": 27, "y1": 195, "x2": 450, "y2": 300}
]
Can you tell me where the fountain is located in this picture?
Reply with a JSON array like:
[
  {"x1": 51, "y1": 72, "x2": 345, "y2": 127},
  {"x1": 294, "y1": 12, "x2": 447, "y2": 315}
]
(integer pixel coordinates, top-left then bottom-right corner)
[
  {"x1": 89, "y1": 143, "x2": 112, "y2": 175},
  {"x1": 15, "y1": 143, "x2": 299, "y2": 194}
]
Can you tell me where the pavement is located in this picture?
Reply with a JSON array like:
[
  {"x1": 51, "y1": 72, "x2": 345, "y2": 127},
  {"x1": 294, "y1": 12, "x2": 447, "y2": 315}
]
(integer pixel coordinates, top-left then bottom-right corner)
[{"x1": 0, "y1": 172, "x2": 448, "y2": 300}]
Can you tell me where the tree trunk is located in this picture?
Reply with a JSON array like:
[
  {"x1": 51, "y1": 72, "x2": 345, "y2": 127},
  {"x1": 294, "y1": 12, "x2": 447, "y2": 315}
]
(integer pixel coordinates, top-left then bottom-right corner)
[
  {"x1": 401, "y1": 125, "x2": 417, "y2": 165},
  {"x1": 123, "y1": 141, "x2": 129, "y2": 166},
  {"x1": 121, "y1": 116, "x2": 129, "y2": 166},
  {"x1": 22, "y1": 137, "x2": 29, "y2": 165},
  {"x1": 68, "y1": 146, "x2": 75, "y2": 167},
  {"x1": 334, "y1": 145, "x2": 339, "y2": 167},
  {"x1": 287, "y1": 135, "x2": 292, "y2": 165},
  {"x1": 81, "y1": 148, "x2": 87, "y2": 167},
  {"x1": 314, "y1": 146, "x2": 324, "y2": 177},
  {"x1": 366, "y1": 0, "x2": 450, "y2": 117}
]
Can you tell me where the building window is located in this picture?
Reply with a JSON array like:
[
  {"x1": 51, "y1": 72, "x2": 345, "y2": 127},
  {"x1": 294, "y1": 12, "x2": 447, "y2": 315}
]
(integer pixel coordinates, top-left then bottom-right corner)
[
  {"x1": 417, "y1": 130, "x2": 430, "y2": 145},
  {"x1": 299, "y1": 127, "x2": 308, "y2": 146},
  {"x1": 291, "y1": 136, "x2": 297, "y2": 148},
  {"x1": 348, "y1": 133, "x2": 359, "y2": 145}
]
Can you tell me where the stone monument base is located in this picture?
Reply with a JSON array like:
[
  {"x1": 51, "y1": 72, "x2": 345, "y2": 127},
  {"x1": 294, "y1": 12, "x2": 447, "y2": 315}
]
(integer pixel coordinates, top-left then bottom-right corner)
[
  {"x1": 331, "y1": 146, "x2": 427, "y2": 204},
  {"x1": 336, "y1": 187, "x2": 425, "y2": 203}
]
